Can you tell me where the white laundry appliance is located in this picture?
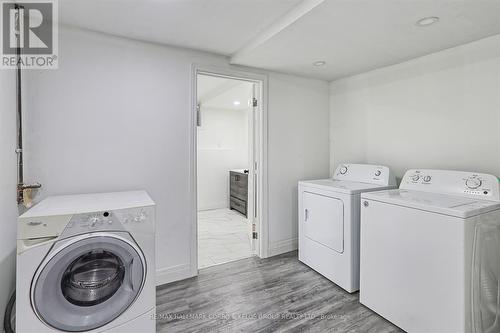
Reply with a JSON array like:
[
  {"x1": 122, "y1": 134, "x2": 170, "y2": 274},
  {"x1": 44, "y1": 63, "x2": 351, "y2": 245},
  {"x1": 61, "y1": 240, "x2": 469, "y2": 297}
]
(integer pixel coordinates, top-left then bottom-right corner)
[
  {"x1": 298, "y1": 163, "x2": 396, "y2": 292},
  {"x1": 16, "y1": 191, "x2": 156, "y2": 333},
  {"x1": 360, "y1": 169, "x2": 500, "y2": 333},
  {"x1": 472, "y1": 214, "x2": 500, "y2": 333}
]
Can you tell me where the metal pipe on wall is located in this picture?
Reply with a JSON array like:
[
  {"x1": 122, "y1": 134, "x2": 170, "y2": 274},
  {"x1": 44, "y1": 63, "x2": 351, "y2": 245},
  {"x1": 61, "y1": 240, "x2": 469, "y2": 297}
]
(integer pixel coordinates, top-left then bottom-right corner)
[
  {"x1": 15, "y1": 8, "x2": 23, "y2": 187},
  {"x1": 14, "y1": 4, "x2": 41, "y2": 205}
]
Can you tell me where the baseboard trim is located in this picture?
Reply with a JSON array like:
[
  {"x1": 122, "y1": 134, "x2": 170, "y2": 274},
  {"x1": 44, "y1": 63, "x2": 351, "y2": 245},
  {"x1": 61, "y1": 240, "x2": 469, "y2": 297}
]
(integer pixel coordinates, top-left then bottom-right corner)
[
  {"x1": 156, "y1": 263, "x2": 193, "y2": 286},
  {"x1": 268, "y1": 238, "x2": 298, "y2": 257}
]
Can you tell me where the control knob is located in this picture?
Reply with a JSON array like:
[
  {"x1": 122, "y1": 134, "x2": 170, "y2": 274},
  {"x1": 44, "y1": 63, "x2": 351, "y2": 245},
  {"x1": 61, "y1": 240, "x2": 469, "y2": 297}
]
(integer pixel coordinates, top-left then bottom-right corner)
[
  {"x1": 134, "y1": 211, "x2": 147, "y2": 223},
  {"x1": 90, "y1": 217, "x2": 100, "y2": 227},
  {"x1": 374, "y1": 170, "x2": 381, "y2": 177},
  {"x1": 466, "y1": 178, "x2": 482, "y2": 189},
  {"x1": 423, "y1": 176, "x2": 432, "y2": 182},
  {"x1": 340, "y1": 166, "x2": 348, "y2": 175},
  {"x1": 412, "y1": 175, "x2": 420, "y2": 182}
]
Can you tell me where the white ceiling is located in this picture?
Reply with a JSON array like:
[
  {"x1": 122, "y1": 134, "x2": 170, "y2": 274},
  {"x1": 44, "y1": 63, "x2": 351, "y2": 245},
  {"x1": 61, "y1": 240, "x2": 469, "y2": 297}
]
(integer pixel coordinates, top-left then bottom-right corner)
[
  {"x1": 197, "y1": 75, "x2": 254, "y2": 110},
  {"x1": 59, "y1": 0, "x2": 302, "y2": 55},
  {"x1": 231, "y1": 0, "x2": 500, "y2": 80},
  {"x1": 60, "y1": 0, "x2": 500, "y2": 81}
]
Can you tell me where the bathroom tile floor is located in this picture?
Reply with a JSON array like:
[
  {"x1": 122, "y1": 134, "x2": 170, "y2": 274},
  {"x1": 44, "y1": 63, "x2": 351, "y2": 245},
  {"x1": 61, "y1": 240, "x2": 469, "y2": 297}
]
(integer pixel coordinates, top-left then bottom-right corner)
[{"x1": 198, "y1": 208, "x2": 253, "y2": 268}]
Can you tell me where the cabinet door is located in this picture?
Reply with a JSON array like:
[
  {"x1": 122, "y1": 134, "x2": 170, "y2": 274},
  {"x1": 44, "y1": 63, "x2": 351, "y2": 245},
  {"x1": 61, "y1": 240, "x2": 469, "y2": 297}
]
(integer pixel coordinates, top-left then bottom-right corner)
[{"x1": 303, "y1": 192, "x2": 344, "y2": 253}]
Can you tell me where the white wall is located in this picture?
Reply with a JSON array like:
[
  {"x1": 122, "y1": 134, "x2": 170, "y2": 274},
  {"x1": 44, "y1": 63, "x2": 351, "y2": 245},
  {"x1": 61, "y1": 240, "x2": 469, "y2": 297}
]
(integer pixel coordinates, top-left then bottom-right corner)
[
  {"x1": 24, "y1": 27, "x2": 330, "y2": 284},
  {"x1": 197, "y1": 106, "x2": 249, "y2": 211},
  {"x1": 0, "y1": 70, "x2": 18, "y2": 327},
  {"x1": 330, "y1": 34, "x2": 500, "y2": 181},
  {"x1": 24, "y1": 27, "x2": 231, "y2": 285},
  {"x1": 268, "y1": 73, "x2": 330, "y2": 255}
]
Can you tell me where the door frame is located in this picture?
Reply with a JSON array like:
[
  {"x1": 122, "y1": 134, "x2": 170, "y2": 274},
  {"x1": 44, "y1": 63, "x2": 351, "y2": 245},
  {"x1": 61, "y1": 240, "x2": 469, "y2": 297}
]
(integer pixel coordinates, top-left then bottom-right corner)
[{"x1": 189, "y1": 64, "x2": 269, "y2": 276}]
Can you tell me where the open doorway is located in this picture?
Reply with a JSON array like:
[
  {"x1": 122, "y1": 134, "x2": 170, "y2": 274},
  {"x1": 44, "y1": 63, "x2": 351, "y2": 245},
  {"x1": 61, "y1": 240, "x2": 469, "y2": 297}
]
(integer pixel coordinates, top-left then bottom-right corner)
[{"x1": 195, "y1": 72, "x2": 262, "y2": 269}]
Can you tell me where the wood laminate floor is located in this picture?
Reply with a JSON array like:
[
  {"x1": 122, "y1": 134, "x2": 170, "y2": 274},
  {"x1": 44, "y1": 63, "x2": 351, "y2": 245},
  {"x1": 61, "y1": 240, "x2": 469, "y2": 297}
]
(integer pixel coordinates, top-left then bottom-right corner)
[{"x1": 156, "y1": 251, "x2": 402, "y2": 333}]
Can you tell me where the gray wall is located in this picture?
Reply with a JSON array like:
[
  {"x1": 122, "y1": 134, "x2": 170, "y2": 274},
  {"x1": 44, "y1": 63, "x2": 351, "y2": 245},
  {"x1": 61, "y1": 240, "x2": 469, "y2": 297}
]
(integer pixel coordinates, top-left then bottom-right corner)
[
  {"x1": 0, "y1": 69, "x2": 17, "y2": 327},
  {"x1": 24, "y1": 27, "x2": 330, "y2": 284}
]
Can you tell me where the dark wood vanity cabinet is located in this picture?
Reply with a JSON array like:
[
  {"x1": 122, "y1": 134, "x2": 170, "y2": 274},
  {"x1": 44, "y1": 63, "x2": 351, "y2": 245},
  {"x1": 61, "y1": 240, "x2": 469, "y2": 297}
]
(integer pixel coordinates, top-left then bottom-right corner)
[{"x1": 230, "y1": 171, "x2": 248, "y2": 217}]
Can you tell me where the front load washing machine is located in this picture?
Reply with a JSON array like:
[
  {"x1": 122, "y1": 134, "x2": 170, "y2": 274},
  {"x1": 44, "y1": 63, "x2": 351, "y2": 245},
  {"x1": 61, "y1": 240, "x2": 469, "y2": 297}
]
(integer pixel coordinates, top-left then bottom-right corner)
[
  {"x1": 298, "y1": 163, "x2": 396, "y2": 292},
  {"x1": 16, "y1": 191, "x2": 156, "y2": 333},
  {"x1": 360, "y1": 169, "x2": 500, "y2": 333}
]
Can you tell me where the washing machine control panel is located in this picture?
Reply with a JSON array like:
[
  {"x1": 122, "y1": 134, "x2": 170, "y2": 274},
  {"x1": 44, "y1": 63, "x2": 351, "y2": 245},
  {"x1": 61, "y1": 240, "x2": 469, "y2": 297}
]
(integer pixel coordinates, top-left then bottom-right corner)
[
  {"x1": 61, "y1": 207, "x2": 152, "y2": 238},
  {"x1": 333, "y1": 163, "x2": 396, "y2": 186},
  {"x1": 65, "y1": 211, "x2": 123, "y2": 232},
  {"x1": 401, "y1": 169, "x2": 500, "y2": 202}
]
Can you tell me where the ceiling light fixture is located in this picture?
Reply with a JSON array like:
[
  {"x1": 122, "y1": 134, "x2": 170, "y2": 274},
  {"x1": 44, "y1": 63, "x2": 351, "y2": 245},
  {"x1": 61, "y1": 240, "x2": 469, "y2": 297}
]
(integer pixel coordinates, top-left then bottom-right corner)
[
  {"x1": 416, "y1": 16, "x2": 439, "y2": 27},
  {"x1": 233, "y1": 101, "x2": 241, "y2": 106},
  {"x1": 313, "y1": 61, "x2": 326, "y2": 67}
]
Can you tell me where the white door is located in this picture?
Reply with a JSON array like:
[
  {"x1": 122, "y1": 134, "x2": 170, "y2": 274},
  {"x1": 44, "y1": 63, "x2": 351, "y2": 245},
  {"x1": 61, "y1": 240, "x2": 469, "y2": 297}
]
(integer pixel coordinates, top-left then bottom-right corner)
[
  {"x1": 32, "y1": 234, "x2": 145, "y2": 332},
  {"x1": 247, "y1": 83, "x2": 260, "y2": 253},
  {"x1": 303, "y1": 192, "x2": 344, "y2": 253}
]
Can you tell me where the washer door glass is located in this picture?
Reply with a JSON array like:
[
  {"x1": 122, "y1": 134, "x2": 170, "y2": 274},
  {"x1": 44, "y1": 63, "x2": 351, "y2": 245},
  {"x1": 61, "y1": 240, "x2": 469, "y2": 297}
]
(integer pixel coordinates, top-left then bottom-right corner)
[
  {"x1": 61, "y1": 250, "x2": 125, "y2": 307},
  {"x1": 32, "y1": 235, "x2": 145, "y2": 332}
]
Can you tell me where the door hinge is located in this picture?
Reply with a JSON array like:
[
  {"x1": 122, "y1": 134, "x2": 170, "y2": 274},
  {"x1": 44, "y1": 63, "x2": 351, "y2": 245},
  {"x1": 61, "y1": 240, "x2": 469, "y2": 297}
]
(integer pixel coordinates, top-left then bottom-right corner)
[
  {"x1": 252, "y1": 98, "x2": 258, "y2": 107},
  {"x1": 196, "y1": 104, "x2": 201, "y2": 127},
  {"x1": 252, "y1": 232, "x2": 258, "y2": 239}
]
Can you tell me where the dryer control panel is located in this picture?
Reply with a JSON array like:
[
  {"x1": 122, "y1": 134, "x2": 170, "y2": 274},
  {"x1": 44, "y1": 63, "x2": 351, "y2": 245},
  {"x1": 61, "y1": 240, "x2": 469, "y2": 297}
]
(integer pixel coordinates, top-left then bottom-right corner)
[
  {"x1": 400, "y1": 169, "x2": 500, "y2": 202},
  {"x1": 333, "y1": 163, "x2": 396, "y2": 186}
]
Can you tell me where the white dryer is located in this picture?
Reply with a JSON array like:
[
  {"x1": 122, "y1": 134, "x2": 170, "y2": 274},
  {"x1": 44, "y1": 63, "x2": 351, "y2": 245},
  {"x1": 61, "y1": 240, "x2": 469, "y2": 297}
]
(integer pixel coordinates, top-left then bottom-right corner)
[
  {"x1": 298, "y1": 163, "x2": 396, "y2": 292},
  {"x1": 360, "y1": 169, "x2": 500, "y2": 333},
  {"x1": 16, "y1": 191, "x2": 156, "y2": 333}
]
